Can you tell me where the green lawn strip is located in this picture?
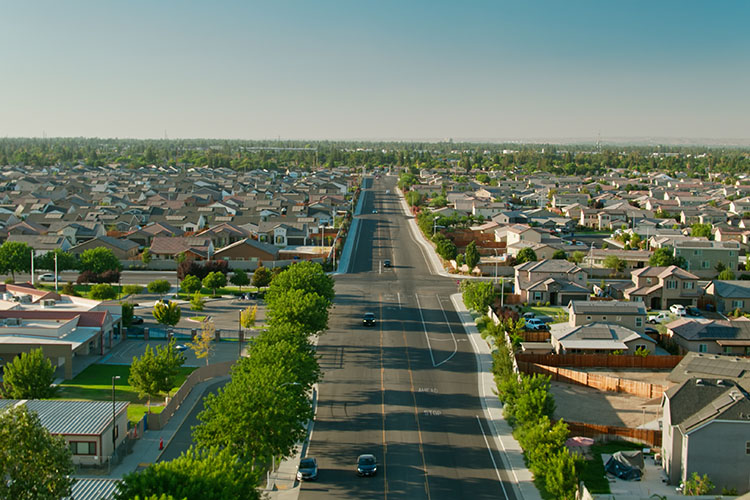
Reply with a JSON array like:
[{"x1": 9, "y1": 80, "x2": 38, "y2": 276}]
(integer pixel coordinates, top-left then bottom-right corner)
[
  {"x1": 579, "y1": 440, "x2": 646, "y2": 494},
  {"x1": 521, "y1": 305, "x2": 569, "y2": 323},
  {"x1": 53, "y1": 364, "x2": 196, "y2": 424}
]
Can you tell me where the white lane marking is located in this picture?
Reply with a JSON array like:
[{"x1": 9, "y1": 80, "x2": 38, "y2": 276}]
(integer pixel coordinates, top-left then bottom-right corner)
[
  {"x1": 476, "y1": 415, "x2": 510, "y2": 500},
  {"x1": 397, "y1": 292, "x2": 401, "y2": 310},
  {"x1": 435, "y1": 295, "x2": 457, "y2": 367},
  {"x1": 415, "y1": 294, "x2": 437, "y2": 367}
]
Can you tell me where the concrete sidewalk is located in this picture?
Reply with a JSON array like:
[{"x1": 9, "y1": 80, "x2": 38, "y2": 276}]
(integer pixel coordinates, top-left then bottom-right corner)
[{"x1": 74, "y1": 376, "x2": 230, "y2": 480}]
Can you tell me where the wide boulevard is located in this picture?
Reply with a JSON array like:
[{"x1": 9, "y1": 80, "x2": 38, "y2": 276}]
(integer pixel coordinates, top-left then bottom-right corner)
[{"x1": 299, "y1": 177, "x2": 519, "y2": 499}]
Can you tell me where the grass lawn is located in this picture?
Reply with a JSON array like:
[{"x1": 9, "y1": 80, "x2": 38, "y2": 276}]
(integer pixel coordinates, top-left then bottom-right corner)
[
  {"x1": 521, "y1": 305, "x2": 569, "y2": 323},
  {"x1": 53, "y1": 363, "x2": 196, "y2": 424},
  {"x1": 579, "y1": 440, "x2": 647, "y2": 494}
]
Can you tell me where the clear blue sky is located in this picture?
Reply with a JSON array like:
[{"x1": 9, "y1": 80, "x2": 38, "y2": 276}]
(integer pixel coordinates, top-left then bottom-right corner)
[{"x1": 1, "y1": 0, "x2": 748, "y2": 141}]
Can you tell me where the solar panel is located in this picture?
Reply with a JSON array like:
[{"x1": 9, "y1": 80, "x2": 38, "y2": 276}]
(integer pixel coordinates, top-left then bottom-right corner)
[
  {"x1": 686, "y1": 358, "x2": 744, "y2": 378},
  {"x1": 579, "y1": 326, "x2": 614, "y2": 340}
]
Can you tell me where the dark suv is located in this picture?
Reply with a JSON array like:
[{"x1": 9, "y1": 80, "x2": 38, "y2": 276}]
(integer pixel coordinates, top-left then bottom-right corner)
[
  {"x1": 363, "y1": 313, "x2": 376, "y2": 326},
  {"x1": 383, "y1": 259, "x2": 391, "y2": 268}
]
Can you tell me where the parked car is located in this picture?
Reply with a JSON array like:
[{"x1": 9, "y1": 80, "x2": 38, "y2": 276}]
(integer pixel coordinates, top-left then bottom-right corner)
[
  {"x1": 131, "y1": 316, "x2": 144, "y2": 325},
  {"x1": 648, "y1": 312, "x2": 671, "y2": 324},
  {"x1": 363, "y1": 312, "x2": 376, "y2": 327},
  {"x1": 383, "y1": 259, "x2": 392, "y2": 268},
  {"x1": 524, "y1": 318, "x2": 549, "y2": 331},
  {"x1": 174, "y1": 344, "x2": 188, "y2": 352},
  {"x1": 669, "y1": 304, "x2": 686, "y2": 316},
  {"x1": 38, "y1": 273, "x2": 61, "y2": 282},
  {"x1": 372, "y1": 209, "x2": 378, "y2": 214},
  {"x1": 522, "y1": 312, "x2": 536, "y2": 319},
  {"x1": 356, "y1": 454, "x2": 378, "y2": 477},
  {"x1": 686, "y1": 306, "x2": 702, "y2": 317},
  {"x1": 296, "y1": 457, "x2": 318, "y2": 481}
]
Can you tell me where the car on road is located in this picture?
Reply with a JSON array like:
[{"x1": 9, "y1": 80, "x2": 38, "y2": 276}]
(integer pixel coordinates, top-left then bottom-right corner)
[
  {"x1": 356, "y1": 454, "x2": 377, "y2": 477},
  {"x1": 38, "y1": 273, "x2": 61, "y2": 282},
  {"x1": 524, "y1": 318, "x2": 549, "y2": 331},
  {"x1": 686, "y1": 306, "x2": 702, "y2": 317},
  {"x1": 174, "y1": 344, "x2": 188, "y2": 352},
  {"x1": 669, "y1": 304, "x2": 686, "y2": 316},
  {"x1": 372, "y1": 209, "x2": 377, "y2": 214},
  {"x1": 131, "y1": 316, "x2": 144, "y2": 325},
  {"x1": 648, "y1": 312, "x2": 671, "y2": 324},
  {"x1": 363, "y1": 312, "x2": 376, "y2": 326},
  {"x1": 383, "y1": 259, "x2": 391, "y2": 268},
  {"x1": 385, "y1": 189, "x2": 390, "y2": 194},
  {"x1": 296, "y1": 457, "x2": 318, "y2": 481},
  {"x1": 522, "y1": 312, "x2": 535, "y2": 319},
  {"x1": 574, "y1": 241, "x2": 587, "y2": 247}
]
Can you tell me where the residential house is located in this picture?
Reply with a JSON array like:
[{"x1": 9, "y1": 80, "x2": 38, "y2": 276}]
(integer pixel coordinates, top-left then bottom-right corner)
[
  {"x1": 583, "y1": 249, "x2": 651, "y2": 271},
  {"x1": 549, "y1": 322, "x2": 655, "y2": 355},
  {"x1": 149, "y1": 236, "x2": 214, "y2": 261},
  {"x1": 704, "y1": 280, "x2": 750, "y2": 314},
  {"x1": 5, "y1": 234, "x2": 73, "y2": 256},
  {"x1": 568, "y1": 300, "x2": 647, "y2": 333},
  {"x1": 213, "y1": 238, "x2": 280, "y2": 263},
  {"x1": 551, "y1": 193, "x2": 589, "y2": 208},
  {"x1": 514, "y1": 259, "x2": 589, "y2": 306},
  {"x1": 624, "y1": 265, "x2": 700, "y2": 310},
  {"x1": 661, "y1": 377, "x2": 750, "y2": 493},
  {"x1": 674, "y1": 240, "x2": 740, "y2": 279},
  {"x1": 69, "y1": 236, "x2": 140, "y2": 261},
  {"x1": 665, "y1": 318, "x2": 750, "y2": 356}
]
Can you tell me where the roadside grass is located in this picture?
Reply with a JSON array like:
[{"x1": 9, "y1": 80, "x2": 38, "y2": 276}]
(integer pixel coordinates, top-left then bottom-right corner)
[
  {"x1": 521, "y1": 305, "x2": 569, "y2": 323},
  {"x1": 175, "y1": 286, "x2": 267, "y2": 300},
  {"x1": 579, "y1": 440, "x2": 646, "y2": 494},
  {"x1": 36, "y1": 283, "x2": 131, "y2": 300},
  {"x1": 53, "y1": 363, "x2": 195, "y2": 424}
]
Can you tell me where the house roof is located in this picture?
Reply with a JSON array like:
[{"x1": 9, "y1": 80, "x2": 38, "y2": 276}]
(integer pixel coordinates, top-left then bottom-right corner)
[
  {"x1": 710, "y1": 280, "x2": 750, "y2": 299},
  {"x1": 631, "y1": 265, "x2": 699, "y2": 281},
  {"x1": 551, "y1": 322, "x2": 653, "y2": 350},
  {"x1": 149, "y1": 236, "x2": 212, "y2": 256},
  {"x1": 668, "y1": 318, "x2": 750, "y2": 341},
  {"x1": 214, "y1": 238, "x2": 280, "y2": 258},
  {"x1": 515, "y1": 258, "x2": 583, "y2": 274},
  {"x1": 526, "y1": 277, "x2": 590, "y2": 294},
  {"x1": 569, "y1": 300, "x2": 646, "y2": 316},
  {"x1": 1, "y1": 400, "x2": 128, "y2": 435},
  {"x1": 664, "y1": 378, "x2": 750, "y2": 434}
]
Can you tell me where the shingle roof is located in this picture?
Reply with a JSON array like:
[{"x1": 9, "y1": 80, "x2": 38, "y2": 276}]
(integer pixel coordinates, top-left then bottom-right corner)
[
  {"x1": 664, "y1": 378, "x2": 750, "y2": 434},
  {"x1": 711, "y1": 280, "x2": 750, "y2": 299},
  {"x1": 570, "y1": 300, "x2": 646, "y2": 315},
  {"x1": 668, "y1": 318, "x2": 750, "y2": 341}
]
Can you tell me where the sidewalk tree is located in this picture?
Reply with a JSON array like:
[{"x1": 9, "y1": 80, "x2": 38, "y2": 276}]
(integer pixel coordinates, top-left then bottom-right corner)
[
  {"x1": 152, "y1": 301, "x2": 182, "y2": 329},
  {"x1": 461, "y1": 281, "x2": 496, "y2": 313},
  {"x1": 90, "y1": 283, "x2": 117, "y2": 300},
  {"x1": 0, "y1": 404, "x2": 74, "y2": 500},
  {"x1": 180, "y1": 274, "x2": 202, "y2": 295},
  {"x1": 266, "y1": 289, "x2": 329, "y2": 334},
  {"x1": 202, "y1": 271, "x2": 227, "y2": 297},
  {"x1": 2, "y1": 348, "x2": 56, "y2": 399},
  {"x1": 147, "y1": 279, "x2": 171, "y2": 299},
  {"x1": 251, "y1": 266, "x2": 272, "y2": 290},
  {"x1": 230, "y1": 269, "x2": 250, "y2": 291},
  {"x1": 37, "y1": 249, "x2": 77, "y2": 271},
  {"x1": 115, "y1": 447, "x2": 260, "y2": 500},
  {"x1": 79, "y1": 247, "x2": 122, "y2": 274},
  {"x1": 0, "y1": 241, "x2": 32, "y2": 280},
  {"x1": 190, "y1": 291, "x2": 205, "y2": 311},
  {"x1": 129, "y1": 340, "x2": 186, "y2": 410},
  {"x1": 240, "y1": 305, "x2": 257, "y2": 329},
  {"x1": 266, "y1": 261, "x2": 334, "y2": 305},
  {"x1": 189, "y1": 320, "x2": 215, "y2": 366},
  {"x1": 141, "y1": 248, "x2": 152, "y2": 265},
  {"x1": 465, "y1": 241, "x2": 480, "y2": 270},
  {"x1": 121, "y1": 302, "x2": 135, "y2": 327},
  {"x1": 433, "y1": 233, "x2": 457, "y2": 260},
  {"x1": 516, "y1": 247, "x2": 538, "y2": 264}
]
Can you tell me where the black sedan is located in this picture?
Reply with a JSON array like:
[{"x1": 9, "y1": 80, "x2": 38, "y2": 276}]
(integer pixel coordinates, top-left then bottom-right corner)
[
  {"x1": 363, "y1": 312, "x2": 376, "y2": 327},
  {"x1": 356, "y1": 454, "x2": 377, "y2": 477}
]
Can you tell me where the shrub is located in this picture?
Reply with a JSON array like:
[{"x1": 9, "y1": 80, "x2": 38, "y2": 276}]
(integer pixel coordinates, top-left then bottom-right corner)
[
  {"x1": 122, "y1": 284, "x2": 143, "y2": 295},
  {"x1": 90, "y1": 283, "x2": 117, "y2": 300},
  {"x1": 61, "y1": 282, "x2": 79, "y2": 296},
  {"x1": 545, "y1": 301, "x2": 550, "y2": 307},
  {"x1": 4, "y1": 277, "x2": 14, "y2": 284}
]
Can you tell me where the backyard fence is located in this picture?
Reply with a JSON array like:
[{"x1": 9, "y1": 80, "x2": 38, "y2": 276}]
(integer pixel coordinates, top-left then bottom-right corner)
[
  {"x1": 519, "y1": 362, "x2": 669, "y2": 399},
  {"x1": 516, "y1": 353, "x2": 683, "y2": 369},
  {"x1": 146, "y1": 360, "x2": 234, "y2": 430},
  {"x1": 561, "y1": 420, "x2": 661, "y2": 447}
]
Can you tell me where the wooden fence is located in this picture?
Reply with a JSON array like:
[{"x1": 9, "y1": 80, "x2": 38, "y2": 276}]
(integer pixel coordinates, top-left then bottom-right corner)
[
  {"x1": 516, "y1": 353, "x2": 683, "y2": 369},
  {"x1": 520, "y1": 362, "x2": 669, "y2": 399},
  {"x1": 519, "y1": 330, "x2": 551, "y2": 342},
  {"x1": 562, "y1": 420, "x2": 661, "y2": 447},
  {"x1": 147, "y1": 360, "x2": 234, "y2": 430}
]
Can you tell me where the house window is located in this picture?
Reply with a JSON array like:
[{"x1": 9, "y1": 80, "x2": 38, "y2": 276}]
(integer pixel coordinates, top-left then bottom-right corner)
[
  {"x1": 667, "y1": 280, "x2": 677, "y2": 289},
  {"x1": 702, "y1": 261, "x2": 710, "y2": 269},
  {"x1": 684, "y1": 282, "x2": 694, "y2": 289},
  {"x1": 534, "y1": 292, "x2": 542, "y2": 301},
  {"x1": 699, "y1": 344, "x2": 708, "y2": 353},
  {"x1": 636, "y1": 317, "x2": 643, "y2": 327},
  {"x1": 729, "y1": 251, "x2": 735, "y2": 257},
  {"x1": 602, "y1": 316, "x2": 607, "y2": 321},
  {"x1": 635, "y1": 344, "x2": 647, "y2": 352},
  {"x1": 70, "y1": 441, "x2": 96, "y2": 455},
  {"x1": 586, "y1": 316, "x2": 592, "y2": 321},
  {"x1": 732, "y1": 300, "x2": 744, "y2": 309},
  {"x1": 694, "y1": 249, "x2": 701, "y2": 256},
  {"x1": 724, "y1": 346, "x2": 733, "y2": 354}
]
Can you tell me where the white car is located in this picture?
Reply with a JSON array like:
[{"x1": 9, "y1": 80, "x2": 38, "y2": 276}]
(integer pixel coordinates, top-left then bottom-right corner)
[
  {"x1": 38, "y1": 273, "x2": 61, "y2": 282},
  {"x1": 669, "y1": 304, "x2": 686, "y2": 316}
]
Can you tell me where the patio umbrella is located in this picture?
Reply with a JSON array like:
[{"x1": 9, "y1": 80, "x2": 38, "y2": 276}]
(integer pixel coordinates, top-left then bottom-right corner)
[{"x1": 565, "y1": 436, "x2": 595, "y2": 449}]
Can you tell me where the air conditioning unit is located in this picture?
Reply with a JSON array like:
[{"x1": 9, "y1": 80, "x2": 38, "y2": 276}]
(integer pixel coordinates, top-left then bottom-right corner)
[
  {"x1": 41, "y1": 299, "x2": 56, "y2": 308},
  {"x1": 19, "y1": 295, "x2": 32, "y2": 304}
]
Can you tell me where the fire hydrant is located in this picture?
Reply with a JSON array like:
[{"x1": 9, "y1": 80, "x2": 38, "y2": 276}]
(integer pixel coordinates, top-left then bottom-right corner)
[{"x1": 159, "y1": 437, "x2": 164, "y2": 450}]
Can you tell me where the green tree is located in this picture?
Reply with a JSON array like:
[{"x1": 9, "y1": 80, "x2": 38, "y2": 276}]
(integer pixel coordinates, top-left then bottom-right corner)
[
  {"x1": 241, "y1": 305, "x2": 257, "y2": 329},
  {"x1": 122, "y1": 302, "x2": 135, "y2": 327},
  {"x1": 0, "y1": 404, "x2": 74, "y2": 500},
  {"x1": 180, "y1": 275, "x2": 202, "y2": 295},
  {"x1": 551, "y1": 249, "x2": 567, "y2": 260},
  {"x1": 37, "y1": 249, "x2": 77, "y2": 272},
  {"x1": 683, "y1": 471, "x2": 715, "y2": 496},
  {"x1": 115, "y1": 447, "x2": 260, "y2": 500},
  {"x1": 230, "y1": 269, "x2": 250, "y2": 291},
  {"x1": 79, "y1": 247, "x2": 122, "y2": 273},
  {"x1": 153, "y1": 301, "x2": 182, "y2": 329},
  {"x1": 461, "y1": 281, "x2": 496, "y2": 313},
  {"x1": 251, "y1": 266, "x2": 272, "y2": 290},
  {"x1": 718, "y1": 269, "x2": 736, "y2": 280},
  {"x1": 433, "y1": 233, "x2": 457, "y2": 260},
  {"x1": 266, "y1": 289, "x2": 330, "y2": 334},
  {"x1": 603, "y1": 255, "x2": 625, "y2": 276},
  {"x1": 516, "y1": 247, "x2": 538, "y2": 264},
  {"x1": 141, "y1": 248, "x2": 152, "y2": 265},
  {"x1": 129, "y1": 340, "x2": 185, "y2": 410},
  {"x1": 90, "y1": 283, "x2": 117, "y2": 300},
  {"x1": 190, "y1": 291, "x2": 205, "y2": 311},
  {"x1": 266, "y1": 261, "x2": 334, "y2": 305},
  {"x1": 123, "y1": 284, "x2": 143, "y2": 295},
  {"x1": 189, "y1": 320, "x2": 214, "y2": 366},
  {"x1": 2, "y1": 348, "x2": 56, "y2": 399},
  {"x1": 569, "y1": 250, "x2": 585, "y2": 264},
  {"x1": 464, "y1": 241, "x2": 480, "y2": 270},
  {"x1": 202, "y1": 271, "x2": 227, "y2": 297},
  {"x1": 690, "y1": 223, "x2": 713, "y2": 239},
  {"x1": 0, "y1": 241, "x2": 32, "y2": 280},
  {"x1": 147, "y1": 279, "x2": 172, "y2": 299},
  {"x1": 649, "y1": 246, "x2": 686, "y2": 268},
  {"x1": 543, "y1": 449, "x2": 580, "y2": 500}
]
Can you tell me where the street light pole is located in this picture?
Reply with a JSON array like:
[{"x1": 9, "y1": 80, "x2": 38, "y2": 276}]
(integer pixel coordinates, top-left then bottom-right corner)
[{"x1": 112, "y1": 375, "x2": 121, "y2": 464}]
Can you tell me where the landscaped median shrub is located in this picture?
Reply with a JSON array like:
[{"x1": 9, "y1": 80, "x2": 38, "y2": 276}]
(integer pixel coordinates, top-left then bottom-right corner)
[{"x1": 484, "y1": 319, "x2": 581, "y2": 500}]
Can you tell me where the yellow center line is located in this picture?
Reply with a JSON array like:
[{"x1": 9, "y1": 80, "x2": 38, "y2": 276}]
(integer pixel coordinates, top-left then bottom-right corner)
[{"x1": 402, "y1": 320, "x2": 432, "y2": 500}]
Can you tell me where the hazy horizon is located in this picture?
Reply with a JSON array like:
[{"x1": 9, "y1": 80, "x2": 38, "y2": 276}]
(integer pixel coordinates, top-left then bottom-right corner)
[{"x1": 2, "y1": 1, "x2": 749, "y2": 141}]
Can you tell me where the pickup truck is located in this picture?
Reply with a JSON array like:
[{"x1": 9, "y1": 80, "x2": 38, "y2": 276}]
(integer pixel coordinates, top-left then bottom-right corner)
[
  {"x1": 648, "y1": 312, "x2": 671, "y2": 324},
  {"x1": 524, "y1": 318, "x2": 549, "y2": 331}
]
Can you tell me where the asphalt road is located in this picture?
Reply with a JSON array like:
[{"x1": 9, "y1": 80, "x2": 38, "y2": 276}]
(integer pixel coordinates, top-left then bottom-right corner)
[{"x1": 299, "y1": 177, "x2": 517, "y2": 500}]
